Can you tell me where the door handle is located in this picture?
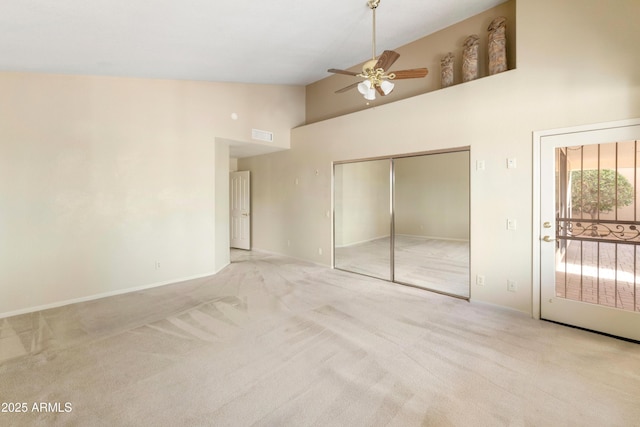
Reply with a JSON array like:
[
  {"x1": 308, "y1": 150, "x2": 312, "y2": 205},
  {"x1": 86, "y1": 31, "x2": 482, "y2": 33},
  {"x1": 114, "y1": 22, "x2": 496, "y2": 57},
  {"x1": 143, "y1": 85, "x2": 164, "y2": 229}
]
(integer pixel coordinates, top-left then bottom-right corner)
[{"x1": 542, "y1": 235, "x2": 555, "y2": 242}]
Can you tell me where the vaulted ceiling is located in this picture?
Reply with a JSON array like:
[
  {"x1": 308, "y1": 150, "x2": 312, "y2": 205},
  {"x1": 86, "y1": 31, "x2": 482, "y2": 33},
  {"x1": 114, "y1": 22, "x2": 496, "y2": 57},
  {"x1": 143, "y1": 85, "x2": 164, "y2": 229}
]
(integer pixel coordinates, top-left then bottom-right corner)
[{"x1": 2, "y1": 0, "x2": 507, "y2": 86}]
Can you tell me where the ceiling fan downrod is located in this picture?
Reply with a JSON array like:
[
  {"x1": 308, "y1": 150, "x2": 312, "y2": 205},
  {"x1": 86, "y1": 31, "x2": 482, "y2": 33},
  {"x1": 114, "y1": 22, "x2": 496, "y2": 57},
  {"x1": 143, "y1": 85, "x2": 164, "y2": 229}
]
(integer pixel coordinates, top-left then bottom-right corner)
[{"x1": 368, "y1": 0, "x2": 380, "y2": 61}]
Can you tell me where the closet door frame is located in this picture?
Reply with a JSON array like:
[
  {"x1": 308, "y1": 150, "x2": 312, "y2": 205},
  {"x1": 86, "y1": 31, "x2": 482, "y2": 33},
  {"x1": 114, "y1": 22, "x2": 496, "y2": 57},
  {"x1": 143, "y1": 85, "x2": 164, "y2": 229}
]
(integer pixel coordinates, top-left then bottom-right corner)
[{"x1": 332, "y1": 146, "x2": 470, "y2": 299}]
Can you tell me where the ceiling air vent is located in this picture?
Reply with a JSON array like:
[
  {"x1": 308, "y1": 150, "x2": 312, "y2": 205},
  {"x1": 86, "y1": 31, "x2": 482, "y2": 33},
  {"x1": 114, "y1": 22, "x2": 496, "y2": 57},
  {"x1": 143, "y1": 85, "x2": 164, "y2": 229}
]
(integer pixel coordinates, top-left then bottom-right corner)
[{"x1": 251, "y1": 129, "x2": 274, "y2": 142}]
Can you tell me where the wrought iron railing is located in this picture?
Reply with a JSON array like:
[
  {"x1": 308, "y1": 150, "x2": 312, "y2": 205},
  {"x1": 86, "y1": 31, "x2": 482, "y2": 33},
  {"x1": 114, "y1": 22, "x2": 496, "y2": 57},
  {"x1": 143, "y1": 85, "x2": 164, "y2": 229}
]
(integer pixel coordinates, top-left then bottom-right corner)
[{"x1": 557, "y1": 218, "x2": 640, "y2": 245}]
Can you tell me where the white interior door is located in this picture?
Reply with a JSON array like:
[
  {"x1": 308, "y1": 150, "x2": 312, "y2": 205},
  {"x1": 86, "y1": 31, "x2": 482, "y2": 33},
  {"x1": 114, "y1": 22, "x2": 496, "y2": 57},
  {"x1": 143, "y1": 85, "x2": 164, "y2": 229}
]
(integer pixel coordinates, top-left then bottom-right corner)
[
  {"x1": 230, "y1": 171, "x2": 250, "y2": 250},
  {"x1": 540, "y1": 123, "x2": 640, "y2": 341}
]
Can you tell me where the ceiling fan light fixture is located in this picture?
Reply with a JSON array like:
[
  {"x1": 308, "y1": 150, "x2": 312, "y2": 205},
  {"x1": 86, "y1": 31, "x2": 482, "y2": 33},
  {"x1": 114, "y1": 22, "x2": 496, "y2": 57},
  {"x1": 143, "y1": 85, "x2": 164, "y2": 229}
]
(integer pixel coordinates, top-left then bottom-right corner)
[
  {"x1": 358, "y1": 79, "x2": 376, "y2": 100},
  {"x1": 380, "y1": 80, "x2": 394, "y2": 95},
  {"x1": 364, "y1": 89, "x2": 376, "y2": 100},
  {"x1": 328, "y1": 0, "x2": 428, "y2": 98},
  {"x1": 357, "y1": 79, "x2": 372, "y2": 95}
]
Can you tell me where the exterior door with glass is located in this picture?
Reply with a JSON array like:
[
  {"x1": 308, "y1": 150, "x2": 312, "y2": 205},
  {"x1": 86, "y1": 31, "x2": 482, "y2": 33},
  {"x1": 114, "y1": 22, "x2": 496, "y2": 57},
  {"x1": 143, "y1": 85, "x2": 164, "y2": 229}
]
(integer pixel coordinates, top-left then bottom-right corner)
[{"x1": 539, "y1": 123, "x2": 640, "y2": 341}]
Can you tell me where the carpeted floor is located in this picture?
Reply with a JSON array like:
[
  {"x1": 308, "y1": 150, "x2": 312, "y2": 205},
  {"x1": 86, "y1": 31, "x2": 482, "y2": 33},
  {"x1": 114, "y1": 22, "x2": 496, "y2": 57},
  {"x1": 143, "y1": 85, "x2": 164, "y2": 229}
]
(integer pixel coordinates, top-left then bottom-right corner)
[
  {"x1": 0, "y1": 250, "x2": 639, "y2": 426},
  {"x1": 335, "y1": 235, "x2": 469, "y2": 297}
]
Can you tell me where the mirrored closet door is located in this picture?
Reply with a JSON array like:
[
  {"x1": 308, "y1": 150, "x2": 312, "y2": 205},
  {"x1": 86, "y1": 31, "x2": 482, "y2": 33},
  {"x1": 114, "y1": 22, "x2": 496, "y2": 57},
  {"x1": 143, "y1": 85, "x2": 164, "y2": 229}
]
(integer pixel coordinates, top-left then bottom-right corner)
[
  {"x1": 333, "y1": 149, "x2": 470, "y2": 299},
  {"x1": 393, "y1": 151, "x2": 470, "y2": 297},
  {"x1": 334, "y1": 159, "x2": 391, "y2": 281}
]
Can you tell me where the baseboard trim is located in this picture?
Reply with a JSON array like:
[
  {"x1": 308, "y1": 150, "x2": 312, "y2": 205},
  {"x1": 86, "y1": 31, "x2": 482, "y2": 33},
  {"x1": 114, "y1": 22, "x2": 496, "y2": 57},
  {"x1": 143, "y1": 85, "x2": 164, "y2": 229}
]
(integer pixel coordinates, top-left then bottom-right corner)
[
  {"x1": 336, "y1": 235, "x2": 470, "y2": 248},
  {"x1": 0, "y1": 268, "x2": 226, "y2": 320},
  {"x1": 395, "y1": 234, "x2": 470, "y2": 243},
  {"x1": 470, "y1": 299, "x2": 531, "y2": 317},
  {"x1": 246, "y1": 247, "x2": 330, "y2": 268},
  {"x1": 335, "y1": 235, "x2": 390, "y2": 249}
]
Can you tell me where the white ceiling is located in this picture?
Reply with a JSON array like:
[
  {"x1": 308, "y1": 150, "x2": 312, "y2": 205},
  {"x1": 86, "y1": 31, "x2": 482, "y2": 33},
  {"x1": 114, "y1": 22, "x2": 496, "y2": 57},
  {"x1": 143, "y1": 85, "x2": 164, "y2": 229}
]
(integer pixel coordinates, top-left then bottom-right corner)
[{"x1": 1, "y1": 0, "x2": 506, "y2": 86}]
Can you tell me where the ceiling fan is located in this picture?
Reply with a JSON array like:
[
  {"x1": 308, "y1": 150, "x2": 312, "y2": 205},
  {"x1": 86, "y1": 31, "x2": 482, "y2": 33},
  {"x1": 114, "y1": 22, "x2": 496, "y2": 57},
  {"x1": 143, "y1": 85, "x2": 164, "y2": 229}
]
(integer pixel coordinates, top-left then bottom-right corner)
[{"x1": 328, "y1": 0, "x2": 429, "y2": 100}]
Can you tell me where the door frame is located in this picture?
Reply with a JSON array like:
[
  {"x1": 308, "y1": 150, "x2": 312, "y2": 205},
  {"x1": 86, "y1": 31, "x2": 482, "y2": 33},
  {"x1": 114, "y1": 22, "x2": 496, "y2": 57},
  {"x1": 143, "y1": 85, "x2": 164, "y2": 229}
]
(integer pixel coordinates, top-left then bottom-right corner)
[{"x1": 532, "y1": 118, "x2": 640, "y2": 320}]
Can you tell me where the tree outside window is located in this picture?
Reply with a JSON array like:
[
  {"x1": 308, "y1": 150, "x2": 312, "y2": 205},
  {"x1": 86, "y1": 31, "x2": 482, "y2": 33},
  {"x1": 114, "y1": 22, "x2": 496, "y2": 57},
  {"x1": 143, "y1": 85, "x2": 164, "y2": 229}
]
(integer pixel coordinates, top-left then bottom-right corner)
[{"x1": 570, "y1": 169, "x2": 634, "y2": 222}]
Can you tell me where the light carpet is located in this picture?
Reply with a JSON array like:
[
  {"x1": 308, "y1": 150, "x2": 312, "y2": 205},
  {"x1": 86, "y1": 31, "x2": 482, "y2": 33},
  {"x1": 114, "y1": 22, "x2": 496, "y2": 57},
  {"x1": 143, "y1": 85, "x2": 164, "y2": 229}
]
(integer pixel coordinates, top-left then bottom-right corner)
[
  {"x1": 0, "y1": 250, "x2": 639, "y2": 426},
  {"x1": 335, "y1": 235, "x2": 469, "y2": 297}
]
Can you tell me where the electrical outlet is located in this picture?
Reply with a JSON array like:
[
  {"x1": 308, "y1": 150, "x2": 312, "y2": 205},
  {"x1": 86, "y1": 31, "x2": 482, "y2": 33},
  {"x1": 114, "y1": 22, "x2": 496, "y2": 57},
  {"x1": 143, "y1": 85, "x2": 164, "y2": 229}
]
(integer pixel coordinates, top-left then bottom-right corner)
[
  {"x1": 507, "y1": 280, "x2": 518, "y2": 292},
  {"x1": 476, "y1": 275, "x2": 485, "y2": 286},
  {"x1": 318, "y1": 247, "x2": 323, "y2": 255},
  {"x1": 507, "y1": 218, "x2": 517, "y2": 230}
]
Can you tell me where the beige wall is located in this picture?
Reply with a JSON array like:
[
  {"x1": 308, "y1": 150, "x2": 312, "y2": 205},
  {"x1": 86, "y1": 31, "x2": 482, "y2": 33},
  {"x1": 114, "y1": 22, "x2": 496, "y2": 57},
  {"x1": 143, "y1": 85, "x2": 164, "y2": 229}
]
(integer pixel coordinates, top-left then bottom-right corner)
[
  {"x1": 306, "y1": 1, "x2": 516, "y2": 124},
  {"x1": 395, "y1": 151, "x2": 469, "y2": 240},
  {"x1": 240, "y1": 0, "x2": 640, "y2": 314},
  {"x1": 229, "y1": 158, "x2": 239, "y2": 172},
  {"x1": 334, "y1": 160, "x2": 390, "y2": 247},
  {"x1": 335, "y1": 152, "x2": 469, "y2": 246},
  {"x1": 215, "y1": 140, "x2": 231, "y2": 272},
  {"x1": 0, "y1": 72, "x2": 304, "y2": 316}
]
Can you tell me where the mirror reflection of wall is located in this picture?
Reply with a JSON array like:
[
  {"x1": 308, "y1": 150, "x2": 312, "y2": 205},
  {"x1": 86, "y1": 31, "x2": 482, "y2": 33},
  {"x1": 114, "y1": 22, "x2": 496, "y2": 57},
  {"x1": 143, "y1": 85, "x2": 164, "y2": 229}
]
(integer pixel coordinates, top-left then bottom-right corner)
[
  {"x1": 333, "y1": 149, "x2": 470, "y2": 299},
  {"x1": 334, "y1": 160, "x2": 391, "y2": 280},
  {"x1": 394, "y1": 152, "x2": 470, "y2": 297}
]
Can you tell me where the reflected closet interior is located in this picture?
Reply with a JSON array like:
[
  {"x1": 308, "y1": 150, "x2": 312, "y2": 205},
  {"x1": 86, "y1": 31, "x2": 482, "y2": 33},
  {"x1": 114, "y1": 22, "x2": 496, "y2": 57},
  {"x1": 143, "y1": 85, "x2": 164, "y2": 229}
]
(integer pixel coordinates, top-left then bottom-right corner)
[{"x1": 333, "y1": 149, "x2": 470, "y2": 299}]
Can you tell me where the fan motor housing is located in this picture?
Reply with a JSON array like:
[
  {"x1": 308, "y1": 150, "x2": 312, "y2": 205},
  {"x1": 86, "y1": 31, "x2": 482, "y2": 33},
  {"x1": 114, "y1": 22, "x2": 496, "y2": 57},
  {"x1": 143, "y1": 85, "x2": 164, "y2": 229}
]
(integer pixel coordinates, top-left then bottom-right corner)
[{"x1": 362, "y1": 59, "x2": 378, "y2": 74}]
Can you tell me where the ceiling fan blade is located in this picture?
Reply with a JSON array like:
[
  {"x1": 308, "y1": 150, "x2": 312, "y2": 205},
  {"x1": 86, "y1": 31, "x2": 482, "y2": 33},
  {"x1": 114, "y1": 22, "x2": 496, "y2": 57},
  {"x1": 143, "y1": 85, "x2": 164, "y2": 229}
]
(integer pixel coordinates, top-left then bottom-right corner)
[
  {"x1": 375, "y1": 85, "x2": 386, "y2": 97},
  {"x1": 374, "y1": 50, "x2": 400, "y2": 71},
  {"x1": 390, "y1": 68, "x2": 429, "y2": 79},
  {"x1": 328, "y1": 68, "x2": 360, "y2": 77},
  {"x1": 335, "y1": 82, "x2": 360, "y2": 94}
]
